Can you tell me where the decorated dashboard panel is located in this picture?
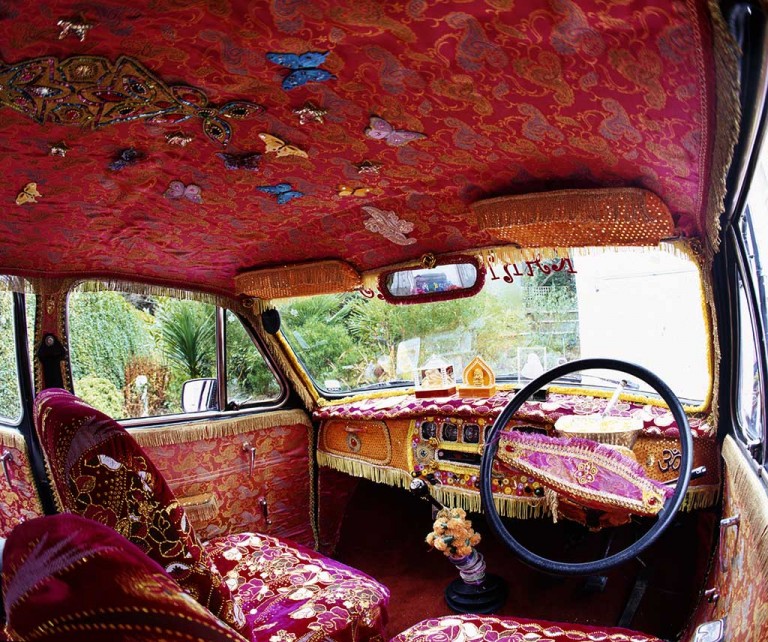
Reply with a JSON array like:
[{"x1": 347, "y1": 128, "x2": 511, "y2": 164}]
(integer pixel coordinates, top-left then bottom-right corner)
[{"x1": 315, "y1": 391, "x2": 720, "y2": 519}]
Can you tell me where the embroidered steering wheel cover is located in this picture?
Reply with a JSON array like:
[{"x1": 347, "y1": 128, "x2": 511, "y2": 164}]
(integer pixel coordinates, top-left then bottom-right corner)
[{"x1": 497, "y1": 431, "x2": 673, "y2": 516}]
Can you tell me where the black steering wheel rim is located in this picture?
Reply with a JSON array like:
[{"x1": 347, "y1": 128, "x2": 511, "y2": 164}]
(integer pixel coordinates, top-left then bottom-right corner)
[{"x1": 479, "y1": 358, "x2": 693, "y2": 576}]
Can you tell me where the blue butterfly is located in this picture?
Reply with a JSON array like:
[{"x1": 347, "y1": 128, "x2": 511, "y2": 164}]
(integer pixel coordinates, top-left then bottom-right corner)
[
  {"x1": 266, "y1": 51, "x2": 335, "y2": 90},
  {"x1": 256, "y1": 183, "x2": 304, "y2": 205}
]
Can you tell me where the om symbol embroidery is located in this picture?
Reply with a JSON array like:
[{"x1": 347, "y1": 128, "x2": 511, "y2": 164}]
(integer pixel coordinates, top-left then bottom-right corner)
[{"x1": 658, "y1": 448, "x2": 681, "y2": 472}]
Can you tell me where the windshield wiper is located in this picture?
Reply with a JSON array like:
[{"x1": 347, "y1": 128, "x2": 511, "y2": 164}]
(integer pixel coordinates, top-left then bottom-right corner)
[{"x1": 553, "y1": 373, "x2": 640, "y2": 389}]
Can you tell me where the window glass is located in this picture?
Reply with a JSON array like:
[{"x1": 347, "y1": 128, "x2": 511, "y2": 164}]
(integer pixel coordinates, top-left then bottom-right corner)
[
  {"x1": 0, "y1": 292, "x2": 22, "y2": 423},
  {"x1": 277, "y1": 247, "x2": 710, "y2": 402},
  {"x1": 225, "y1": 311, "x2": 281, "y2": 406},
  {"x1": 736, "y1": 274, "x2": 763, "y2": 442},
  {"x1": 68, "y1": 286, "x2": 216, "y2": 419}
]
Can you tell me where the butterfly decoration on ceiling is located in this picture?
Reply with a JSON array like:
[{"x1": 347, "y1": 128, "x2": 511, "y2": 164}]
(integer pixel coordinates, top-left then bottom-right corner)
[
  {"x1": 217, "y1": 152, "x2": 262, "y2": 171},
  {"x1": 338, "y1": 185, "x2": 380, "y2": 197},
  {"x1": 256, "y1": 183, "x2": 304, "y2": 205},
  {"x1": 258, "y1": 133, "x2": 308, "y2": 158},
  {"x1": 165, "y1": 131, "x2": 193, "y2": 146},
  {"x1": 57, "y1": 19, "x2": 93, "y2": 41},
  {"x1": 266, "y1": 52, "x2": 336, "y2": 90},
  {"x1": 355, "y1": 160, "x2": 383, "y2": 175},
  {"x1": 365, "y1": 116, "x2": 427, "y2": 146},
  {"x1": 164, "y1": 180, "x2": 202, "y2": 204},
  {"x1": 16, "y1": 183, "x2": 41, "y2": 206},
  {"x1": 294, "y1": 102, "x2": 328, "y2": 125},
  {"x1": 362, "y1": 206, "x2": 416, "y2": 245},
  {"x1": 108, "y1": 148, "x2": 143, "y2": 171}
]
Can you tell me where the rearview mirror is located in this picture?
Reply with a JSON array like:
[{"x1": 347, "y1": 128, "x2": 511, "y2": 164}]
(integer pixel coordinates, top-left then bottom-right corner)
[
  {"x1": 379, "y1": 255, "x2": 484, "y2": 304},
  {"x1": 181, "y1": 378, "x2": 218, "y2": 413}
]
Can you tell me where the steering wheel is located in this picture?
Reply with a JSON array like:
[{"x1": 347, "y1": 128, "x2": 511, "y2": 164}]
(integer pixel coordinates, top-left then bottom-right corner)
[{"x1": 480, "y1": 358, "x2": 692, "y2": 576}]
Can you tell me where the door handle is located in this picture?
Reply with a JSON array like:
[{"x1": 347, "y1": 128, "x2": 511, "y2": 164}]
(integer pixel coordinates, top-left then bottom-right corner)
[
  {"x1": 719, "y1": 514, "x2": 740, "y2": 572},
  {"x1": 1, "y1": 451, "x2": 14, "y2": 487},
  {"x1": 242, "y1": 441, "x2": 257, "y2": 477},
  {"x1": 259, "y1": 496, "x2": 272, "y2": 526}
]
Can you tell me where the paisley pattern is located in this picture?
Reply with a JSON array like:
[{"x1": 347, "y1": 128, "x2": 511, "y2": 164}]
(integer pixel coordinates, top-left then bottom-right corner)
[
  {"x1": 392, "y1": 615, "x2": 662, "y2": 642},
  {"x1": 205, "y1": 532, "x2": 389, "y2": 642},
  {"x1": 314, "y1": 390, "x2": 713, "y2": 439},
  {"x1": 0, "y1": 0, "x2": 721, "y2": 295},
  {"x1": 33, "y1": 388, "x2": 246, "y2": 632},
  {"x1": 0, "y1": 429, "x2": 44, "y2": 538},
  {"x1": 3, "y1": 514, "x2": 249, "y2": 642},
  {"x1": 134, "y1": 421, "x2": 316, "y2": 546}
]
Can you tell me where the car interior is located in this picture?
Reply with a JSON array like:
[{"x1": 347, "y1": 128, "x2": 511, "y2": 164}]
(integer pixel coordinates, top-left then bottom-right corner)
[{"x1": 0, "y1": 1, "x2": 766, "y2": 642}]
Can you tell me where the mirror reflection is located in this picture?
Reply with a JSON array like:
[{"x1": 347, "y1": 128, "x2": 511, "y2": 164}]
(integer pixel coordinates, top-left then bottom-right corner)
[{"x1": 385, "y1": 262, "x2": 479, "y2": 299}]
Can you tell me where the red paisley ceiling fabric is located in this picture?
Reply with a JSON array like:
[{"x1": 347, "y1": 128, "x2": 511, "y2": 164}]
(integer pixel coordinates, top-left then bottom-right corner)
[{"x1": 0, "y1": 1, "x2": 724, "y2": 297}]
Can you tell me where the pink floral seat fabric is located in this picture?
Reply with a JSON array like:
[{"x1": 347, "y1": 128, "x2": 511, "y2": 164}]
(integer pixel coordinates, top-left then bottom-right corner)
[
  {"x1": 391, "y1": 615, "x2": 662, "y2": 642},
  {"x1": 34, "y1": 389, "x2": 389, "y2": 642}
]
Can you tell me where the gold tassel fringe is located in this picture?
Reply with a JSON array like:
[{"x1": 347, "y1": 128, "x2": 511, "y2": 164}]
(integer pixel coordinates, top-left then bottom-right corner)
[
  {"x1": 130, "y1": 409, "x2": 310, "y2": 448},
  {"x1": 178, "y1": 492, "x2": 220, "y2": 526},
  {"x1": 0, "y1": 427, "x2": 28, "y2": 451},
  {"x1": 316, "y1": 451, "x2": 412, "y2": 488},
  {"x1": 680, "y1": 484, "x2": 721, "y2": 511},
  {"x1": 706, "y1": 0, "x2": 742, "y2": 254},
  {"x1": 235, "y1": 260, "x2": 361, "y2": 300}
]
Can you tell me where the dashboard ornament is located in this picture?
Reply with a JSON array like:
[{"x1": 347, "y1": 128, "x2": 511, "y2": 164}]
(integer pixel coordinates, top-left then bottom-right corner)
[
  {"x1": 458, "y1": 356, "x2": 497, "y2": 398},
  {"x1": 416, "y1": 357, "x2": 456, "y2": 398}
]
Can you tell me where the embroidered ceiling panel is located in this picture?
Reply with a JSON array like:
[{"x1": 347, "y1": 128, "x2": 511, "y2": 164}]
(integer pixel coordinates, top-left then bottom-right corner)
[{"x1": 0, "y1": 1, "x2": 725, "y2": 296}]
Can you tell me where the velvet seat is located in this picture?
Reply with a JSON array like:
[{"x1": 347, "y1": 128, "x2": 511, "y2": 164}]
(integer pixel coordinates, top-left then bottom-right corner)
[
  {"x1": 34, "y1": 388, "x2": 389, "y2": 642},
  {"x1": 2, "y1": 514, "x2": 249, "y2": 641},
  {"x1": 392, "y1": 615, "x2": 663, "y2": 642}
]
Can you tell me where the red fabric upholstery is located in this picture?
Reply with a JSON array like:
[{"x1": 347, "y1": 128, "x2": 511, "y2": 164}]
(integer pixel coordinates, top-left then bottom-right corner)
[
  {"x1": 33, "y1": 389, "x2": 390, "y2": 642},
  {"x1": 2, "y1": 514, "x2": 247, "y2": 642},
  {"x1": 391, "y1": 615, "x2": 662, "y2": 642},
  {"x1": 34, "y1": 388, "x2": 245, "y2": 631},
  {"x1": 206, "y1": 532, "x2": 389, "y2": 642}
]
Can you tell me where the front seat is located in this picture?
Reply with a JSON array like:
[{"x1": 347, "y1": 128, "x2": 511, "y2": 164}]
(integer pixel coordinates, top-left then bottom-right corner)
[{"x1": 34, "y1": 388, "x2": 389, "y2": 642}]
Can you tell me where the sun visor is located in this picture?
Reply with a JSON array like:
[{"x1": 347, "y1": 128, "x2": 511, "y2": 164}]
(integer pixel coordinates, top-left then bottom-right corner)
[
  {"x1": 235, "y1": 260, "x2": 361, "y2": 300},
  {"x1": 472, "y1": 188, "x2": 675, "y2": 248}
]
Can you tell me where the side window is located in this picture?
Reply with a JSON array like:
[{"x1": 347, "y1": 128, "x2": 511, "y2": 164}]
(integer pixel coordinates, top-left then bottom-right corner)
[
  {"x1": 736, "y1": 271, "x2": 764, "y2": 443},
  {"x1": 0, "y1": 291, "x2": 22, "y2": 424},
  {"x1": 225, "y1": 310, "x2": 281, "y2": 407},
  {"x1": 68, "y1": 285, "x2": 282, "y2": 420}
]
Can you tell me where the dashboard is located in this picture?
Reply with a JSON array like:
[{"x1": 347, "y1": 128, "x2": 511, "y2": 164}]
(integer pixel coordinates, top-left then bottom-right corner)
[{"x1": 314, "y1": 390, "x2": 720, "y2": 519}]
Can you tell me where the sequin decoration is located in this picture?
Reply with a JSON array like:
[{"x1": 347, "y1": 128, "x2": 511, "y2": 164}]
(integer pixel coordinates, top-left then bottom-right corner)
[
  {"x1": 365, "y1": 116, "x2": 426, "y2": 146},
  {"x1": 165, "y1": 131, "x2": 193, "y2": 146},
  {"x1": 258, "y1": 133, "x2": 308, "y2": 158},
  {"x1": 49, "y1": 142, "x2": 69, "y2": 157},
  {"x1": 108, "y1": 147, "x2": 143, "y2": 171},
  {"x1": 256, "y1": 183, "x2": 304, "y2": 205},
  {"x1": 293, "y1": 102, "x2": 327, "y2": 125},
  {"x1": 16, "y1": 183, "x2": 41, "y2": 205},
  {"x1": 164, "y1": 180, "x2": 202, "y2": 204},
  {"x1": 362, "y1": 206, "x2": 416, "y2": 245},
  {"x1": 266, "y1": 52, "x2": 335, "y2": 90},
  {"x1": 217, "y1": 152, "x2": 261, "y2": 171},
  {"x1": 0, "y1": 55, "x2": 263, "y2": 146},
  {"x1": 57, "y1": 19, "x2": 93, "y2": 42}
]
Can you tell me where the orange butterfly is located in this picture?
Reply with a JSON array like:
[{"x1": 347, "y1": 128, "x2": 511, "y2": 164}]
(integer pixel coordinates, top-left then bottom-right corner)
[
  {"x1": 16, "y1": 183, "x2": 42, "y2": 205},
  {"x1": 338, "y1": 185, "x2": 380, "y2": 197},
  {"x1": 258, "y1": 133, "x2": 308, "y2": 158}
]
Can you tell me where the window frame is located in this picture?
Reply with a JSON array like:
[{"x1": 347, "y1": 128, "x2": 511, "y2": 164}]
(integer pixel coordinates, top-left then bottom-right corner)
[{"x1": 66, "y1": 283, "x2": 288, "y2": 427}]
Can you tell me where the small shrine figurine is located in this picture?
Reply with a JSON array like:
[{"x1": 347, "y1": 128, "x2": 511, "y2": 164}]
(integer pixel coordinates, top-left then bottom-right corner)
[
  {"x1": 416, "y1": 357, "x2": 456, "y2": 398},
  {"x1": 458, "y1": 356, "x2": 497, "y2": 398}
]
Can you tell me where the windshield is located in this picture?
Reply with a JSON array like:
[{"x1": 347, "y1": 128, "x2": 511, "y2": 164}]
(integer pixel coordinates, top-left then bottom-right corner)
[{"x1": 276, "y1": 247, "x2": 710, "y2": 403}]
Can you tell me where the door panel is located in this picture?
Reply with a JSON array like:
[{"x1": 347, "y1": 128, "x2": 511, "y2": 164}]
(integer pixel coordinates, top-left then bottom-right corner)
[
  {"x1": 0, "y1": 427, "x2": 43, "y2": 537},
  {"x1": 687, "y1": 436, "x2": 768, "y2": 641},
  {"x1": 130, "y1": 409, "x2": 316, "y2": 548}
]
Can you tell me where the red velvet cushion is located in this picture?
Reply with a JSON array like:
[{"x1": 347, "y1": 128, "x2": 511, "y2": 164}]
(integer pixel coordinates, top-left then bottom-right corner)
[
  {"x1": 33, "y1": 389, "x2": 245, "y2": 632},
  {"x1": 2, "y1": 514, "x2": 248, "y2": 642}
]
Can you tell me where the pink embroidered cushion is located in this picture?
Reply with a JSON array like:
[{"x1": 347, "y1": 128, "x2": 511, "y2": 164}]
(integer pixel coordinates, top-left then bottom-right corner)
[
  {"x1": 33, "y1": 388, "x2": 245, "y2": 632},
  {"x1": 2, "y1": 514, "x2": 248, "y2": 642}
]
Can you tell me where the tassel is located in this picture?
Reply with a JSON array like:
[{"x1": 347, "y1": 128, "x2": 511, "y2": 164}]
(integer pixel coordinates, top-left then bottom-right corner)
[{"x1": 544, "y1": 487, "x2": 559, "y2": 524}]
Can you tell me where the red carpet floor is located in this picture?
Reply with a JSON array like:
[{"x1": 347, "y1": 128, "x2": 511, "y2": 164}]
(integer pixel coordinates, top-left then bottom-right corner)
[{"x1": 332, "y1": 480, "x2": 717, "y2": 640}]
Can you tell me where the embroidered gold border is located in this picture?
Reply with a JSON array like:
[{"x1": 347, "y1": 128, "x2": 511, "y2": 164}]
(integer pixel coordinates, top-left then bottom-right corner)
[{"x1": 320, "y1": 420, "x2": 392, "y2": 466}]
